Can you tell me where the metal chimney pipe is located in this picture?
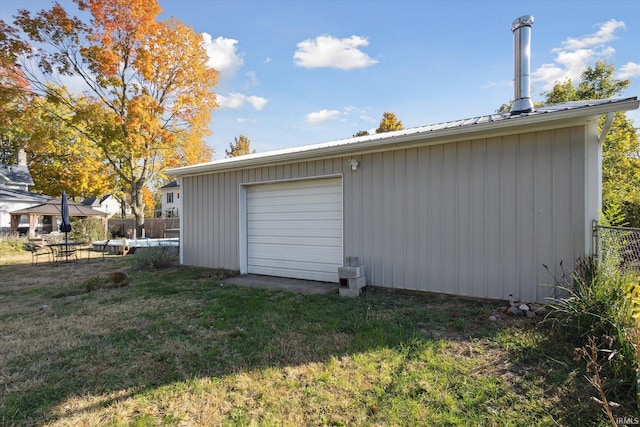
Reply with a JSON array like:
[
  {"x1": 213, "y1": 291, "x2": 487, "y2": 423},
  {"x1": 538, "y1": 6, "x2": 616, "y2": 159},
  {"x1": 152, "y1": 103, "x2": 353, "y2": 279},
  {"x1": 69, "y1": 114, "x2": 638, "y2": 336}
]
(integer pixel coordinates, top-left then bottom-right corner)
[{"x1": 510, "y1": 15, "x2": 534, "y2": 115}]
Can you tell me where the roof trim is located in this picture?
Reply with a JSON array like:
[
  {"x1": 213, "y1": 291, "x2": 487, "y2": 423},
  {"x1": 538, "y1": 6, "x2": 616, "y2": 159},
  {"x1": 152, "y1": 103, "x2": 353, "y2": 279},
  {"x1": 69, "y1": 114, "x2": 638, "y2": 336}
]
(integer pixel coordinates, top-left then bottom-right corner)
[{"x1": 167, "y1": 97, "x2": 639, "y2": 177}]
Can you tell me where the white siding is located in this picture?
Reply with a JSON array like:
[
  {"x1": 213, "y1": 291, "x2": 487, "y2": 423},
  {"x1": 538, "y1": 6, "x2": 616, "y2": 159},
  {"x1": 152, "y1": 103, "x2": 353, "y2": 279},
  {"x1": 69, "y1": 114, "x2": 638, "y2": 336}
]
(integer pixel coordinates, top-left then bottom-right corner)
[{"x1": 180, "y1": 125, "x2": 597, "y2": 302}]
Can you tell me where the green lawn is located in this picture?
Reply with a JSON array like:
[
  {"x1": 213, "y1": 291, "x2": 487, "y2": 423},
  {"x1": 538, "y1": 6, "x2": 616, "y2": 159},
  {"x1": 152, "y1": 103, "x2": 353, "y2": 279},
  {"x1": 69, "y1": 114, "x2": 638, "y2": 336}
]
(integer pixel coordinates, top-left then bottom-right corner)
[{"x1": 0, "y1": 255, "x2": 632, "y2": 426}]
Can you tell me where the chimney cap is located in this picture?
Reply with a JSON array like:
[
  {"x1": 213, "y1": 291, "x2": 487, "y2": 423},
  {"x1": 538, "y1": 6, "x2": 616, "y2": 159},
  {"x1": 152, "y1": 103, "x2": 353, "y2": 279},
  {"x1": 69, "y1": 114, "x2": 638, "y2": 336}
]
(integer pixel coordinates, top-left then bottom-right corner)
[{"x1": 511, "y1": 15, "x2": 534, "y2": 32}]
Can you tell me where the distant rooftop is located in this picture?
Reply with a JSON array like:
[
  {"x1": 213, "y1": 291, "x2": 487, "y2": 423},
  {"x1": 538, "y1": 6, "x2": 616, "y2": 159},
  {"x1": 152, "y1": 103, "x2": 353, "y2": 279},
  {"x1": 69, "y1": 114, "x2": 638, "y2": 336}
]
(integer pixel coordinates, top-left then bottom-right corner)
[
  {"x1": 0, "y1": 187, "x2": 50, "y2": 202},
  {"x1": 160, "y1": 181, "x2": 179, "y2": 189},
  {"x1": 0, "y1": 164, "x2": 34, "y2": 186}
]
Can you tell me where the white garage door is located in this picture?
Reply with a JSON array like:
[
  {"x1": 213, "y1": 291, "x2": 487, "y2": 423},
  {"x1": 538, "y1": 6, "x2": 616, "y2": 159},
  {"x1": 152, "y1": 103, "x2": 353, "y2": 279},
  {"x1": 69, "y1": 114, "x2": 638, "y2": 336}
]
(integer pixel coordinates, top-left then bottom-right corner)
[{"x1": 247, "y1": 177, "x2": 343, "y2": 282}]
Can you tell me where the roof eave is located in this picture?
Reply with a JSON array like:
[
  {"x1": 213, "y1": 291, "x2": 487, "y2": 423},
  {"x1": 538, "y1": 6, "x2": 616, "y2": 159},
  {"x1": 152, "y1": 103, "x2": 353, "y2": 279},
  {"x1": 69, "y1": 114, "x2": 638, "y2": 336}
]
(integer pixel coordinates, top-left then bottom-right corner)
[{"x1": 167, "y1": 97, "x2": 639, "y2": 177}]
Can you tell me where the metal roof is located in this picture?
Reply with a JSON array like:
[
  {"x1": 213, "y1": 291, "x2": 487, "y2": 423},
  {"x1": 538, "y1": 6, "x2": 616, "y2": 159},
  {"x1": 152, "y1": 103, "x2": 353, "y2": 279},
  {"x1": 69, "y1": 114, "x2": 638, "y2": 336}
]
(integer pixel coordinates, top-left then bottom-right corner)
[{"x1": 167, "y1": 96, "x2": 639, "y2": 177}]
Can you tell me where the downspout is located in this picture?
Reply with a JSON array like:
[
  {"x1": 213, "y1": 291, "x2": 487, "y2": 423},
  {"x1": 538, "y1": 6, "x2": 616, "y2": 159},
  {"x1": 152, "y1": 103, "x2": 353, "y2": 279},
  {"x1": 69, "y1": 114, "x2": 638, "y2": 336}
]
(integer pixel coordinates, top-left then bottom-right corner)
[{"x1": 599, "y1": 112, "x2": 614, "y2": 143}]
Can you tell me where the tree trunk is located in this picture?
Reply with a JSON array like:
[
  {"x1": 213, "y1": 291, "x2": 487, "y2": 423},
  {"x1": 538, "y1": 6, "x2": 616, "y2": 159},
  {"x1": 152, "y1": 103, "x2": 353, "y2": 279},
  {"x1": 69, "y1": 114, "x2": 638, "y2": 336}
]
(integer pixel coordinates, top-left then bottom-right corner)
[{"x1": 130, "y1": 181, "x2": 145, "y2": 238}]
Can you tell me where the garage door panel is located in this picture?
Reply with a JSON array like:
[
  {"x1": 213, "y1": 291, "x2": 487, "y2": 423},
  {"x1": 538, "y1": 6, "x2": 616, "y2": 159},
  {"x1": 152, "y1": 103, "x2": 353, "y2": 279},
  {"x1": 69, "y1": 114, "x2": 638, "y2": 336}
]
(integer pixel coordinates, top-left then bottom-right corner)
[
  {"x1": 249, "y1": 181, "x2": 339, "y2": 194},
  {"x1": 248, "y1": 235, "x2": 340, "y2": 246},
  {"x1": 248, "y1": 243, "x2": 341, "y2": 263},
  {"x1": 249, "y1": 257, "x2": 339, "y2": 271},
  {"x1": 248, "y1": 259, "x2": 339, "y2": 282},
  {"x1": 246, "y1": 177, "x2": 342, "y2": 283},
  {"x1": 250, "y1": 193, "x2": 338, "y2": 203},
  {"x1": 247, "y1": 219, "x2": 342, "y2": 231},
  {"x1": 248, "y1": 209, "x2": 342, "y2": 221},
  {"x1": 248, "y1": 266, "x2": 336, "y2": 282},
  {"x1": 248, "y1": 229, "x2": 342, "y2": 240},
  {"x1": 249, "y1": 220, "x2": 341, "y2": 228},
  {"x1": 249, "y1": 219, "x2": 342, "y2": 232},
  {"x1": 248, "y1": 204, "x2": 341, "y2": 215},
  {"x1": 247, "y1": 192, "x2": 340, "y2": 207}
]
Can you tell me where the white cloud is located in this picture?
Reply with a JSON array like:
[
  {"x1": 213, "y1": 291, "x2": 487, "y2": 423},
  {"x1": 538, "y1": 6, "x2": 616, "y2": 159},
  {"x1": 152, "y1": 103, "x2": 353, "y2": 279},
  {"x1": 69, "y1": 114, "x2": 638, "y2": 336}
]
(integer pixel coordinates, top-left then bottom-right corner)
[
  {"x1": 294, "y1": 35, "x2": 378, "y2": 70},
  {"x1": 201, "y1": 33, "x2": 244, "y2": 83},
  {"x1": 217, "y1": 93, "x2": 243, "y2": 109},
  {"x1": 618, "y1": 62, "x2": 640, "y2": 79},
  {"x1": 557, "y1": 19, "x2": 625, "y2": 51},
  {"x1": 532, "y1": 20, "x2": 627, "y2": 91},
  {"x1": 217, "y1": 92, "x2": 268, "y2": 110},
  {"x1": 246, "y1": 95, "x2": 268, "y2": 110},
  {"x1": 244, "y1": 71, "x2": 259, "y2": 88},
  {"x1": 306, "y1": 109, "x2": 341, "y2": 123}
]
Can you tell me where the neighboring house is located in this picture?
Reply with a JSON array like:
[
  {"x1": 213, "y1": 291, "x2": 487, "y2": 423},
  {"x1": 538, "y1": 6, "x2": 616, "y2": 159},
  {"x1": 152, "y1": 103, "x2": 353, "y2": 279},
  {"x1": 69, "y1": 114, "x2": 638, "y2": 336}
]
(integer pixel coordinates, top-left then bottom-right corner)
[
  {"x1": 167, "y1": 18, "x2": 640, "y2": 303},
  {"x1": 81, "y1": 194, "x2": 127, "y2": 218},
  {"x1": 159, "y1": 181, "x2": 181, "y2": 218},
  {"x1": 0, "y1": 150, "x2": 51, "y2": 232}
]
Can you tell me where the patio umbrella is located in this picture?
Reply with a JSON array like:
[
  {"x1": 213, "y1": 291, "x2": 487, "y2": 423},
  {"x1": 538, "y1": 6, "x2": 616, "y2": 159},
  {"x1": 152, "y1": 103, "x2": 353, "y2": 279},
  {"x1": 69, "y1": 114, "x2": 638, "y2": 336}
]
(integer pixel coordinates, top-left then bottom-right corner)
[
  {"x1": 60, "y1": 192, "x2": 72, "y2": 261},
  {"x1": 60, "y1": 192, "x2": 72, "y2": 233}
]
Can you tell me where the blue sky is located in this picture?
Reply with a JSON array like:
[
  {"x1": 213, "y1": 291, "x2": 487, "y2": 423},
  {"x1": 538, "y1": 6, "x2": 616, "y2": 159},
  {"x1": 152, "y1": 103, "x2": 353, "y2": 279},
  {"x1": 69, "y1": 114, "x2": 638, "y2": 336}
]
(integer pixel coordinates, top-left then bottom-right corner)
[{"x1": 2, "y1": 0, "x2": 640, "y2": 159}]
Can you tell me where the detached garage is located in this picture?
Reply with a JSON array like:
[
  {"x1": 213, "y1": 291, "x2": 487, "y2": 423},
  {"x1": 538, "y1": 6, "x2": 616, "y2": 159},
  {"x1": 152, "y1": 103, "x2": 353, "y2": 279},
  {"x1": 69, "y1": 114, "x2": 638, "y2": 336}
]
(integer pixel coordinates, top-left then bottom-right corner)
[{"x1": 168, "y1": 96, "x2": 639, "y2": 303}]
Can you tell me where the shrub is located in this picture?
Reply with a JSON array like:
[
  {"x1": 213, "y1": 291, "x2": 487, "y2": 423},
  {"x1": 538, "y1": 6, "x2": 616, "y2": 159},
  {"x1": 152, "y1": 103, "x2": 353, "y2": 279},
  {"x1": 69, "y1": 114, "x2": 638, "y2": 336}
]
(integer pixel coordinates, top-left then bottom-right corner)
[
  {"x1": 108, "y1": 271, "x2": 129, "y2": 286},
  {"x1": 132, "y1": 245, "x2": 178, "y2": 270},
  {"x1": 545, "y1": 256, "x2": 638, "y2": 394},
  {"x1": 69, "y1": 217, "x2": 107, "y2": 243}
]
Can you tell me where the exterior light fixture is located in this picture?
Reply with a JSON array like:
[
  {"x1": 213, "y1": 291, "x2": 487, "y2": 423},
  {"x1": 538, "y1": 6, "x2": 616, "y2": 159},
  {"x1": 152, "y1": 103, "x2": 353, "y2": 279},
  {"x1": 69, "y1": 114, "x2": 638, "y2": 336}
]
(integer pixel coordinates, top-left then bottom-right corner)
[{"x1": 349, "y1": 159, "x2": 359, "y2": 171}]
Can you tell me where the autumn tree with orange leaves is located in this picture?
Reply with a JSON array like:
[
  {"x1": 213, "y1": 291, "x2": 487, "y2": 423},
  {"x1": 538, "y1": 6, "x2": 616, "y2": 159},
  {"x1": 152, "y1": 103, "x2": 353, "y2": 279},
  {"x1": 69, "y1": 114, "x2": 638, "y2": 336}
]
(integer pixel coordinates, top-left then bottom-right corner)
[
  {"x1": 4, "y1": 0, "x2": 217, "y2": 232},
  {"x1": 0, "y1": 20, "x2": 32, "y2": 164}
]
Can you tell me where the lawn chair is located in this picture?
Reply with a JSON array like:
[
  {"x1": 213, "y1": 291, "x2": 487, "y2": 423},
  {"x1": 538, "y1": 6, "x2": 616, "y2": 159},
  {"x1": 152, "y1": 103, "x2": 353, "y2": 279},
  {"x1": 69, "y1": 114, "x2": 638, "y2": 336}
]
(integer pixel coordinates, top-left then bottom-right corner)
[
  {"x1": 75, "y1": 241, "x2": 93, "y2": 261},
  {"x1": 85, "y1": 239, "x2": 111, "y2": 262},
  {"x1": 26, "y1": 242, "x2": 53, "y2": 266}
]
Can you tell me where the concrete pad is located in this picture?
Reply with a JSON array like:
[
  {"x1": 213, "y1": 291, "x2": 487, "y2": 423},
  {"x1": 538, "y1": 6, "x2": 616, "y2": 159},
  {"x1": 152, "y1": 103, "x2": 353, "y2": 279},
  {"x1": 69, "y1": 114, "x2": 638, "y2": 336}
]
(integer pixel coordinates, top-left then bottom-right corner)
[{"x1": 223, "y1": 274, "x2": 339, "y2": 295}]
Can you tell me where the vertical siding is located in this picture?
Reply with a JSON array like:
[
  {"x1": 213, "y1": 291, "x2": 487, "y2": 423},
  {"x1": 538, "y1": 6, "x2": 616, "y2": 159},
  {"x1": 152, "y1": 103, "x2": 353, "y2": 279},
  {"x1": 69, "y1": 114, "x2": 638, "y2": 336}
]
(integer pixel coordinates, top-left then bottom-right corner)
[
  {"x1": 501, "y1": 136, "x2": 518, "y2": 299},
  {"x1": 470, "y1": 140, "x2": 487, "y2": 297},
  {"x1": 517, "y1": 133, "x2": 536, "y2": 300},
  {"x1": 535, "y1": 131, "x2": 554, "y2": 298},
  {"x1": 181, "y1": 125, "x2": 593, "y2": 302},
  {"x1": 405, "y1": 148, "x2": 418, "y2": 290},
  {"x1": 485, "y1": 137, "x2": 503, "y2": 298},
  {"x1": 427, "y1": 145, "x2": 444, "y2": 294},
  {"x1": 456, "y1": 141, "x2": 472, "y2": 296}
]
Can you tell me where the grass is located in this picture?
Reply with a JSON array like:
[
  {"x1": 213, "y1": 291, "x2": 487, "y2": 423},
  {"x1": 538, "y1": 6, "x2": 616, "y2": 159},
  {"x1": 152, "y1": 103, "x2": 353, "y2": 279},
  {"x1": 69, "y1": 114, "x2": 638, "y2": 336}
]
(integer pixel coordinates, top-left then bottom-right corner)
[
  {"x1": 0, "y1": 233, "x2": 28, "y2": 257},
  {"x1": 0, "y1": 253, "x2": 636, "y2": 426}
]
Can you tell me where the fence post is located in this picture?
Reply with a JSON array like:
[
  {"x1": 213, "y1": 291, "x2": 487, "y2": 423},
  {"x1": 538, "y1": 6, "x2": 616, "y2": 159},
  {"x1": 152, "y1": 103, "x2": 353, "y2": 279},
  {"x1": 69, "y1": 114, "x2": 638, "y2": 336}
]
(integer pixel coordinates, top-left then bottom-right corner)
[{"x1": 592, "y1": 219, "x2": 599, "y2": 261}]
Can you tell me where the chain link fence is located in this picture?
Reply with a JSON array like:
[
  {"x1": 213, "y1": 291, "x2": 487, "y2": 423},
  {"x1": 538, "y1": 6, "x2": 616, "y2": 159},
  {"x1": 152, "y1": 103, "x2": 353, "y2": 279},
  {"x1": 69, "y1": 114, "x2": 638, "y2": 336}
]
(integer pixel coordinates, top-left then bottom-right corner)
[{"x1": 593, "y1": 221, "x2": 640, "y2": 272}]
